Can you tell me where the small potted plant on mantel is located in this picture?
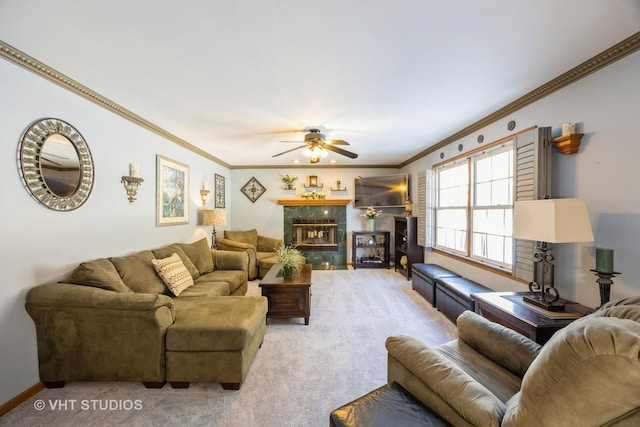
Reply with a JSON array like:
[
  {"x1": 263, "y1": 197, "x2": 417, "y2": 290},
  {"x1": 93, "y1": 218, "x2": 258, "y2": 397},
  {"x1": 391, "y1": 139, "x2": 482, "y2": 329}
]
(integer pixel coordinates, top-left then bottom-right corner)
[
  {"x1": 276, "y1": 244, "x2": 305, "y2": 277},
  {"x1": 281, "y1": 174, "x2": 297, "y2": 190}
]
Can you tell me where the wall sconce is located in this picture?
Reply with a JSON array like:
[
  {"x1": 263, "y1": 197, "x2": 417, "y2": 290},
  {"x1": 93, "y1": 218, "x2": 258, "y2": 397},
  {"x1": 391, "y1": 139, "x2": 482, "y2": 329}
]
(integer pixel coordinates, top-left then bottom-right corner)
[
  {"x1": 200, "y1": 182, "x2": 210, "y2": 206},
  {"x1": 202, "y1": 209, "x2": 228, "y2": 248},
  {"x1": 121, "y1": 163, "x2": 144, "y2": 204}
]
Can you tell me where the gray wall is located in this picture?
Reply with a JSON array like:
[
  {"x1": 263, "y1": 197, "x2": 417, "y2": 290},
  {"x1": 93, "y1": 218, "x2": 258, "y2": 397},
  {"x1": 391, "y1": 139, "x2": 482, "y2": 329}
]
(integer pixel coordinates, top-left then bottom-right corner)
[
  {"x1": 0, "y1": 59, "x2": 231, "y2": 403},
  {"x1": 403, "y1": 50, "x2": 640, "y2": 308}
]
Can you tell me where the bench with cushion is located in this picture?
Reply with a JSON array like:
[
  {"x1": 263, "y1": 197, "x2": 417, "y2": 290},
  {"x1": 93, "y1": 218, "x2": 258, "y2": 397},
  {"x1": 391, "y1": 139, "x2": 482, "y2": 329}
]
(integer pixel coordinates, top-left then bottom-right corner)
[
  {"x1": 411, "y1": 263, "x2": 460, "y2": 307},
  {"x1": 435, "y1": 276, "x2": 490, "y2": 324}
]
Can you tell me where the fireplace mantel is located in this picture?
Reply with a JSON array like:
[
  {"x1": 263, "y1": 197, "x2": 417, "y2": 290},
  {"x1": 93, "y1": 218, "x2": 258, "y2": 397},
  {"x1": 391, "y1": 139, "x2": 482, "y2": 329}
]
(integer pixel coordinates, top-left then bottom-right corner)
[{"x1": 277, "y1": 198, "x2": 352, "y2": 206}]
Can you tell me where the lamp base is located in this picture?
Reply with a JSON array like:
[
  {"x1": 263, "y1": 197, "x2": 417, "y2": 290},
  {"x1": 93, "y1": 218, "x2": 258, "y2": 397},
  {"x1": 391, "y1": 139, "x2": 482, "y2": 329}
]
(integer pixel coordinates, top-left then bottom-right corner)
[{"x1": 523, "y1": 294, "x2": 565, "y2": 312}]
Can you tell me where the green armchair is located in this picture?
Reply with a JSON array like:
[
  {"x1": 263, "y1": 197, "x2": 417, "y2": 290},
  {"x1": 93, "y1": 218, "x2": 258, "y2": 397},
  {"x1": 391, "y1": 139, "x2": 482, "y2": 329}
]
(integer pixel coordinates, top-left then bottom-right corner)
[{"x1": 216, "y1": 229, "x2": 282, "y2": 279}]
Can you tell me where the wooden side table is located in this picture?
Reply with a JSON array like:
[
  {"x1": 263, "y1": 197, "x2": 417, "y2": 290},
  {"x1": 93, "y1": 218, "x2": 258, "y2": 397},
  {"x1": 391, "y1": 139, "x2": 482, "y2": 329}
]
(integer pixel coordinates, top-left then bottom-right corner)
[{"x1": 471, "y1": 292, "x2": 592, "y2": 344}]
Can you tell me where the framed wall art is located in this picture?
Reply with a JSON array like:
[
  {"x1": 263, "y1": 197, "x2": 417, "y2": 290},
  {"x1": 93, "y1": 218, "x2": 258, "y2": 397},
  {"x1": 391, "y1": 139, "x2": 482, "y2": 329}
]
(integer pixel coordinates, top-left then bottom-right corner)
[
  {"x1": 241, "y1": 176, "x2": 266, "y2": 203},
  {"x1": 157, "y1": 155, "x2": 189, "y2": 226},
  {"x1": 214, "y1": 173, "x2": 225, "y2": 208}
]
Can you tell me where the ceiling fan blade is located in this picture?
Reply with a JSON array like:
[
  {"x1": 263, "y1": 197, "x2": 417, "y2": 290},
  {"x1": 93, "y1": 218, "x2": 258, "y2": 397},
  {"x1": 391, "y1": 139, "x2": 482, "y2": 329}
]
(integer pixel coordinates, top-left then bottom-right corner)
[
  {"x1": 272, "y1": 144, "x2": 308, "y2": 157},
  {"x1": 321, "y1": 143, "x2": 358, "y2": 159},
  {"x1": 327, "y1": 139, "x2": 350, "y2": 146}
]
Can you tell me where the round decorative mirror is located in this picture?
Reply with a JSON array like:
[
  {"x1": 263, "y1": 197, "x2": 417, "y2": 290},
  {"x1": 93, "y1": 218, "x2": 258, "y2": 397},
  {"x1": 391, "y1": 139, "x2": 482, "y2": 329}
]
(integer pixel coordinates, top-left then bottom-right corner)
[{"x1": 18, "y1": 118, "x2": 94, "y2": 211}]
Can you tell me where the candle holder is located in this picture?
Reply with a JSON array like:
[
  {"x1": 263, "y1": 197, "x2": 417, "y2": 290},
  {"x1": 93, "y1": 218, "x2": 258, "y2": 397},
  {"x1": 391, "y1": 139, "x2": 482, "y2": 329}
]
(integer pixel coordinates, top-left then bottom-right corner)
[
  {"x1": 200, "y1": 189, "x2": 210, "y2": 206},
  {"x1": 590, "y1": 269, "x2": 621, "y2": 307}
]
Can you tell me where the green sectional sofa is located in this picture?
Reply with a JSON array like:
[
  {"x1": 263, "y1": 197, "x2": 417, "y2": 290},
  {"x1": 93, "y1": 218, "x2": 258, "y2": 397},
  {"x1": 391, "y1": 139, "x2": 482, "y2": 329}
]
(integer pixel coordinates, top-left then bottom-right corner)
[{"x1": 25, "y1": 238, "x2": 267, "y2": 390}]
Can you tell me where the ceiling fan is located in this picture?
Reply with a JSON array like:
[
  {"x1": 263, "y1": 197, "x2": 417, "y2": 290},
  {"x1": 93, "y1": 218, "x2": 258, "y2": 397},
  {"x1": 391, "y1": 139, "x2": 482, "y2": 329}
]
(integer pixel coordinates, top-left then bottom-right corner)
[{"x1": 272, "y1": 128, "x2": 358, "y2": 163}]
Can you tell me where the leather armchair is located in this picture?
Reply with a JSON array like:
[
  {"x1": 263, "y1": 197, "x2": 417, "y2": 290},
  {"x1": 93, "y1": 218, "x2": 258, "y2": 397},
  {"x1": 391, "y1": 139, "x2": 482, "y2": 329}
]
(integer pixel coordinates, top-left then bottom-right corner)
[
  {"x1": 386, "y1": 297, "x2": 640, "y2": 426},
  {"x1": 216, "y1": 229, "x2": 282, "y2": 279}
]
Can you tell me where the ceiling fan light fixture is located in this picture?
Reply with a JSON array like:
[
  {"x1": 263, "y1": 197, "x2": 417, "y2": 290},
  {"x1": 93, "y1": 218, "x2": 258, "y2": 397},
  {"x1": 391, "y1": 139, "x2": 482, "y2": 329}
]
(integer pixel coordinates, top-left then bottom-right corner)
[{"x1": 304, "y1": 143, "x2": 328, "y2": 163}]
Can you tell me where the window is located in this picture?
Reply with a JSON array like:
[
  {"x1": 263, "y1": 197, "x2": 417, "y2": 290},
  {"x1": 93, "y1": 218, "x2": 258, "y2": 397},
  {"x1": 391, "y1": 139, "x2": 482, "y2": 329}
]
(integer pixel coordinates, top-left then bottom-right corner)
[
  {"x1": 435, "y1": 162, "x2": 468, "y2": 255},
  {"x1": 472, "y1": 147, "x2": 513, "y2": 267},
  {"x1": 426, "y1": 126, "x2": 550, "y2": 281},
  {"x1": 435, "y1": 145, "x2": 514, "y2": 270}
]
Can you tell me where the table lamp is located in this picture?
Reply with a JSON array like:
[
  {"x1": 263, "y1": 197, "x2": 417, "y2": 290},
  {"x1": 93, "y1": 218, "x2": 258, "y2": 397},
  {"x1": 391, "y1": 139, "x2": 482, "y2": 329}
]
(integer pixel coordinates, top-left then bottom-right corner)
[
  {"x1": 513, "y1": 198, "x2": 594, "y2": 311},
  {"x1": 202, "y1": 209, "x2": 227, "y2": 249}
]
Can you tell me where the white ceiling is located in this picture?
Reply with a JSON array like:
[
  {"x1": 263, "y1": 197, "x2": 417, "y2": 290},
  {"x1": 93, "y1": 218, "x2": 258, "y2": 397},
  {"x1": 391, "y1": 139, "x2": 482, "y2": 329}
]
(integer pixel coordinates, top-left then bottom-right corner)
[{"x1": 1, "y1": 1, "x2": 639, "y2": 168}]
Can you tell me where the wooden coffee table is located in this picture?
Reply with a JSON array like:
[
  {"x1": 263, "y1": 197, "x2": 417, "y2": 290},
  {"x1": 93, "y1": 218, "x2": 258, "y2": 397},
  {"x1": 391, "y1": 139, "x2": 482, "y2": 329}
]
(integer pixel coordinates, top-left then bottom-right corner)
[{"x1": 259, "y1": 264, "x2": 312, "y2": 325}]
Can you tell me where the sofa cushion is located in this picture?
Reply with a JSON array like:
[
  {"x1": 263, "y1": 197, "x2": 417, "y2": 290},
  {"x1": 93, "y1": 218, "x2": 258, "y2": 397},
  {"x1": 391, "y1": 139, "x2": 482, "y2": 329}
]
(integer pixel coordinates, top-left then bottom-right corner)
[
  {"x1": 110, "y1": 250, "x2": 168, "y2": 294},
  {"x1": 177, "y1": 238, "x2": 214, "y2": 275},
  {"x1": 435, "y1": 339, "x2": 522, "y2": 403},
  {"x1": 457, "y1": 310, "x2": 540, "y2": 377},
  {"x1": 152, "y1": 244, "x2": 200, "y2": 279},
  {"x1": 167, "y1": 296, "x2": 267, "y2": 352},
  {"x1": 198, "y1": 270, "x2": 246, "y2": 295},
  {"x1": 152, "y1": 253, "x2": 194, "y2": 297},
  {"x1": 67, "y1": 258, "x2": 133, "y2": 293},
  {"x1": 224, "y1": 229, "x2": 258, "y2": 248},
  {"x1": 386, "y1": 335, "x2": 506, "y2": 427},
  {"x1": 175, "y1": 280, "x2": 230, "y2": 297}
]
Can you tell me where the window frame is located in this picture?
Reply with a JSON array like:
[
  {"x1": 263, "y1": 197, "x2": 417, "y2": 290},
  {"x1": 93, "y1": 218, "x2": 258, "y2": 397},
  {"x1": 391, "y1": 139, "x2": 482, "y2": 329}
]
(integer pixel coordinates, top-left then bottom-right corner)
[{"x1": 434, "y1": 143, "x2": 514, "y2": 271}]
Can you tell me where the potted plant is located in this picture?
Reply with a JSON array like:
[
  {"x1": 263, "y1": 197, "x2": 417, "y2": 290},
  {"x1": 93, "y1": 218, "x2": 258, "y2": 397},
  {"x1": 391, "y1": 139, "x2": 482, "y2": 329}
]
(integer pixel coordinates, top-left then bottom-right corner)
[
  {"x1": 276, "y1": 244, "x2": 305, "y2": 277},
  {"x1": 281, "y1": 174, "x2": 297, "y2": 190}
]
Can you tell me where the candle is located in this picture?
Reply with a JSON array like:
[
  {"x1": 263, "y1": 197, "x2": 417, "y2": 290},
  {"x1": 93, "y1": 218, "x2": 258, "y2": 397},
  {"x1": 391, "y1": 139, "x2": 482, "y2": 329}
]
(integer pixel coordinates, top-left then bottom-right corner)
[
  {"x1": 596, "y1": 248, "x2": 614, "y2": 273},
  {"x1": 130, "y1": 163, "x2": 140, "y2": 177},
  {"x1": 203, "y1": 181, "x2": 209, "y2": 190},
  {"x1": 562, "y1": 123, "x2": 575, "y2": 136}
]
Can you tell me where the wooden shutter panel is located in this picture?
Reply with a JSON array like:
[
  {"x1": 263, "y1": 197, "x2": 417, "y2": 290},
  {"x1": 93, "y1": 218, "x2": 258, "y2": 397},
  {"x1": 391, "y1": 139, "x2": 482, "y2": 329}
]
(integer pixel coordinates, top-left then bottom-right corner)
[{"x1": 513, "y1": 126, "x2": 551, "y2": 282}]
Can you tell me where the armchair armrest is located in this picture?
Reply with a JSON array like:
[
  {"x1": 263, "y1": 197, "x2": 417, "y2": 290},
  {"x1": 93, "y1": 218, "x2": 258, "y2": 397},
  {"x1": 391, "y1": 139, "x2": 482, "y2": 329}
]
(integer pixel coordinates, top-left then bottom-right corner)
[
  {"x1": 25, "y1": 283, "x2": 174, "y2": 383},
  {"x1": 457, "y1": 311, "x2": 541, "y2": 377},
  {"x1": 257, "y1": 235, "x2": 282, "y2": 252},
  {"x1": 386, "y1": 335, "x2": 505, "y2": 427},
  {"x1": 212, "y1": 249, "x2": 249, "y2": 272}
]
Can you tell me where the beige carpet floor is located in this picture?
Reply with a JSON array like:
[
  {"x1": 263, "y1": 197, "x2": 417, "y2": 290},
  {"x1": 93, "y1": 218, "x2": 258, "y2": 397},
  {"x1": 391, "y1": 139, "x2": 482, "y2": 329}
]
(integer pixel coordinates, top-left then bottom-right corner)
[{"x1": 2, "y1": 268, "x2": 457, "y2": 427}]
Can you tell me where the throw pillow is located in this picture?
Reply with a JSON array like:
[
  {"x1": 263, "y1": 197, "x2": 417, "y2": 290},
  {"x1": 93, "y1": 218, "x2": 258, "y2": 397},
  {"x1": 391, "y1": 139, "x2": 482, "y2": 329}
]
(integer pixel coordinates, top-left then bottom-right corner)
[
  {"x1": 177, "y1": 238, "x2": 214, "y2": 275},
  {"x1": 68, "y1": 258, "x2": 133, "y2": 293},
  {"x1": 152, "y1": 253, "x2": 194, "y2": 297},
  {"x1": 110, "y1": 250, "x2": 169, "y2": 294},
  {"x1": 152, "y1": 244, "x2": 200, "y2": 279}
]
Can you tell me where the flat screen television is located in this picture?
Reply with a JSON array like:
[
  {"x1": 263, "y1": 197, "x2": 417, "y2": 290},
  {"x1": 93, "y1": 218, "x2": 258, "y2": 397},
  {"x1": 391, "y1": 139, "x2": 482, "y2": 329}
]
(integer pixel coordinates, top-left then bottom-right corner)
[{"x1": 354, "y1": 173, "x2": 408, "y2": 208}]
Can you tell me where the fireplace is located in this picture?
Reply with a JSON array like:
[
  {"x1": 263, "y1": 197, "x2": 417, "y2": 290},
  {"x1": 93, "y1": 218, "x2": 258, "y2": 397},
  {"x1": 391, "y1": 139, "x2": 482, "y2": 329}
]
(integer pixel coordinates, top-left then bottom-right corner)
[
  {"x1": 292, "y1": 218, "x2": 338, "y2": 251},
  {"x1": 279, "y1": 199, "x2": 349, "y2": 269}
]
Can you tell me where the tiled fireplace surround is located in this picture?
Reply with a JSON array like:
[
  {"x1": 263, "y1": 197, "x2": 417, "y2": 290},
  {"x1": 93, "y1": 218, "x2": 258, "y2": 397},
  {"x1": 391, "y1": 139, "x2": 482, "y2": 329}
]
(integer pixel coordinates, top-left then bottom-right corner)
[{"x1": 282, "y1": 204, "x2": 347, "y2": 269}]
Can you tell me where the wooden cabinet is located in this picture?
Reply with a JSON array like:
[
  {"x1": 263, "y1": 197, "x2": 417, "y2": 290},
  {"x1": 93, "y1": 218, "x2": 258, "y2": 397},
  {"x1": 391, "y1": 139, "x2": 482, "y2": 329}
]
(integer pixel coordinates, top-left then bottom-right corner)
[
  {"x1": 471, "y1": 292, "x2": 591, "y2": 344},
  {"x1": 394, "y1": 216, "x2": 423, "y2": 280},
  {"x1": 352, "y1": 231, "x2": 390, "y2": 269}
]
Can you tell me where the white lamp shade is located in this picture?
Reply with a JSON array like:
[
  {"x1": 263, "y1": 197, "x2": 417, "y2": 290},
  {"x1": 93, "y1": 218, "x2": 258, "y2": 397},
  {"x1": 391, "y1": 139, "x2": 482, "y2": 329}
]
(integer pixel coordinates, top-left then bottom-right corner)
[
  {"x1": 202, "y1": 209, "x2": 227, "y2": 226},
  {"x1": 513, "y1": 198, "x2": 594, "y2": 243}
]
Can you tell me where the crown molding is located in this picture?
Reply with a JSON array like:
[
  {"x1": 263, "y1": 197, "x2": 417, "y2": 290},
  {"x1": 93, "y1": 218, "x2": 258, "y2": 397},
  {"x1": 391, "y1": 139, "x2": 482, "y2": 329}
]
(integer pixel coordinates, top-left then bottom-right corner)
[
  {"x1": 399, "y1": 31, "x2": 640, "y2": 168},
  {"x1": 0, "y1": 40, "x2": 231, "y2": 169},
  {"x1": 3, "y1": 31, "x2": 639, "y2": 171}
]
